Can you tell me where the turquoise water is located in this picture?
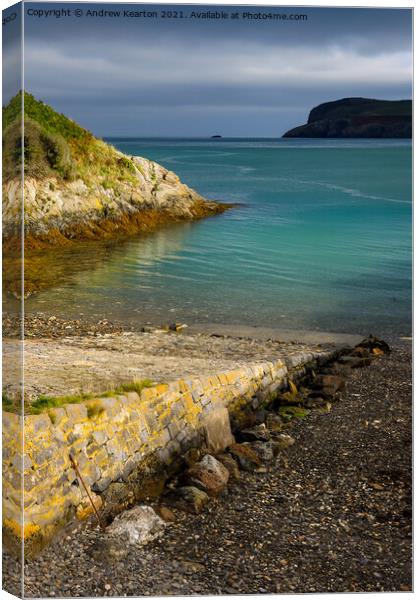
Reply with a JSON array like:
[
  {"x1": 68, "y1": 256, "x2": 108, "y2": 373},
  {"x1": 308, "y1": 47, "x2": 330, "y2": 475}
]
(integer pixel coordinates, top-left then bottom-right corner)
[{"x1": 26, "y1": 139, "x2": 412, "y2": 336}]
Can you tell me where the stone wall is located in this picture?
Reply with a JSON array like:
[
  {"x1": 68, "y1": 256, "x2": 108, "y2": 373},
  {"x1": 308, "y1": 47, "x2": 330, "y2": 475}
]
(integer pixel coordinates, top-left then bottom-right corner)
[{"x1": 2, "y1": 347, "x2": 335, "y2": 552}]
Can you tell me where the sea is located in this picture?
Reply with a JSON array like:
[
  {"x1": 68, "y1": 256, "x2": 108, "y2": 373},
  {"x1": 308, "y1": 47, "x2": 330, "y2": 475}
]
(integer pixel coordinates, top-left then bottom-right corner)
[{"x1": 25, "y1": 138, "x2": 412, "y2": 338}]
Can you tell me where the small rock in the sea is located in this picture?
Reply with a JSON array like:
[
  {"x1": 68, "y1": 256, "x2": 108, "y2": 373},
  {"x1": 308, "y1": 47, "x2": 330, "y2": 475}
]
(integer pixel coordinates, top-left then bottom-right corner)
[{"x1": 106, "y1": 505, "x2": 165, "y2": 545}]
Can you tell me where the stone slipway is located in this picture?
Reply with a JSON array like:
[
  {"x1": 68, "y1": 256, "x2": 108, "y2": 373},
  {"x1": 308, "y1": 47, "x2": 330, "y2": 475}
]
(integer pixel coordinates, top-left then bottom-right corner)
[
  {"x1": 3, "y1": 329, "x2": 361, "y2": 399},
  {"x1": 2, "y1": 330, "x2": 354, "y2": 552}
]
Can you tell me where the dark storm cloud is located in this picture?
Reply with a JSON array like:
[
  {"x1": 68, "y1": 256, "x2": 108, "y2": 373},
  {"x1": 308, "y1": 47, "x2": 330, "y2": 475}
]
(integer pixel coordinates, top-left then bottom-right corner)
[{"x1": 21, "y1": 2, "x2": 412, "y2": 136}]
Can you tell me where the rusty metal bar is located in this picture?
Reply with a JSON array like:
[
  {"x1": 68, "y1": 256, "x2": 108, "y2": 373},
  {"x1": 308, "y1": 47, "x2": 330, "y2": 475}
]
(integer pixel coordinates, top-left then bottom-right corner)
[{"x1": 69, "y1": 454, "x2": 105, "y2": 530}]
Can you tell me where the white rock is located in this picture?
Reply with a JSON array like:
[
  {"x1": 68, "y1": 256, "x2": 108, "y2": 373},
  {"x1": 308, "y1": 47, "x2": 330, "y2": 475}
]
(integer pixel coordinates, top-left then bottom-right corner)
[{"x1": 106, "y1": 505, "x2": 166, "y2": 545}]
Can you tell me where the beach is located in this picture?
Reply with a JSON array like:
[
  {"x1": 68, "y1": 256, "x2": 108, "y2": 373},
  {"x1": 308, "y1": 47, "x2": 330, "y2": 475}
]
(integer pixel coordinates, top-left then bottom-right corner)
[{"x1": 3, "y1": 331, "x2": 412, "y2": 595}]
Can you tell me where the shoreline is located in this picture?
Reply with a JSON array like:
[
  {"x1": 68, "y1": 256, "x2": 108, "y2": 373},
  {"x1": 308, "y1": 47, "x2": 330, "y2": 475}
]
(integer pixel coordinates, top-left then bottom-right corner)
[
  {"x1": 3, "y1": 312, "x2": 411, "y2": 348},
  {"x1": 2, "y1": 311, "x2": 411, "y2": 414},
  {"x1": 3, "y1": 313, "x2": 344, "y2": 409},
  {"x1": 4, "y1": 341, "x2": 412, "y2": 595}
]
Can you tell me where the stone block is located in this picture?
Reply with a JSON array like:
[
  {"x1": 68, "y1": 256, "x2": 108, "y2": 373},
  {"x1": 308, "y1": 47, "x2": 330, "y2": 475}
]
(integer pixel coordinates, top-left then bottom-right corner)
[
  {"x1": 64, "y1": 403, "x2": 88, "y2": 422},
  {"x1": 92, "y1": 475, "x2": 113, "y2": 493},
  {"x1": 48, "y1": 407, "x2": 67, "y2": 427},
  {"x1": 145, "y1": 412, "x2": 158, "y2": 434},
  {"x1": 25, "y1": 413, "x2": 51, "y2": 436},
  {"x1": 201, "y1": 408, "x2": 234, "y2": 453},
  {"x1": 3, "y1": 411, "x2": 21, "y2": 432},
  {"x1": 141, "y1": 387, "x2": 158, "y2": 402},
  {"x1": 157, "y1": 427, "x2": 171, "y2": 447},
  {"x1": 12, "y1": 453, "x2": 33, "y2": 473},
  {"x1": 52, "y1": 428, "x2": 66, "y2": 444},
  {"x1": 122, "y1": 457, "x2": 139, "y2": 481},
  {"x1": 139, "y1": 428, "x2": 149, "y2": 445},
  {"x1": 168, "y1": 421, "x2": 181, "y2": 440},
  {"x1": 31, "y1": 446, "x2": 55, "y2": 467},
  {"x1": 155, "y1": 384, "x2": 169, "y2": 396},
  {"x1": 106, "y1": 438, "x2": 128, "y2": 462},
  {"x1": 91, "y1": 429, "x2": 108, "y2": 446},
  {"x1": 97, "y1": 397, "x2": 121, "y2": 419},
  {"x1": 126, "y1": 391, "x2": 140, "y2": 404}
]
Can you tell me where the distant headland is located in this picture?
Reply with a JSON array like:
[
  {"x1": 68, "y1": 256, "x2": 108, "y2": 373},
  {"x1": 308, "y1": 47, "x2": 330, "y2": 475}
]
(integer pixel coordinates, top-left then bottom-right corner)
[{"x1": 282, "y1": 97, "x2": 412, "y2": 139}]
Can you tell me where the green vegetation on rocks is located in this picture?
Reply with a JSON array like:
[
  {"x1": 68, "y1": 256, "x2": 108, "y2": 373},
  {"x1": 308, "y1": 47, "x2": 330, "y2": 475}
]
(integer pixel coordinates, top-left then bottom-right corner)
[
  {"x1": 3, "y1": 91, "x2": 138, "y2": 189},
  {"x1": 6, "y1": 379, "x2": 156, "y2": 414}
]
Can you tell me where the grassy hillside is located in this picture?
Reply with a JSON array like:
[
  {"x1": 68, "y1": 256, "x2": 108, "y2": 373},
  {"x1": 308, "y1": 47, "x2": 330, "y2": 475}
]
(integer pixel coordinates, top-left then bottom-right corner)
[{"x1": 3, "y1": 91, "x2": 138, "y2": 189}]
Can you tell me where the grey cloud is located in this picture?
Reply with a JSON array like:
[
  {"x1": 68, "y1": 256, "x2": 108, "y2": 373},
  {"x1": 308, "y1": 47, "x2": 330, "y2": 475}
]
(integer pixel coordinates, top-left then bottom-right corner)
[{"x1": 20, "y1": 3, "x2": 413, "y2": 135}]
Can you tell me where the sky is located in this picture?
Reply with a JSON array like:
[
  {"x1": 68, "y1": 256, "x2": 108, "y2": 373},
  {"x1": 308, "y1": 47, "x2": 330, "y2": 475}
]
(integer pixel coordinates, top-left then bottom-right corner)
[{"x1": 2, "y1": 2, "x2": 413, "y2": 136}]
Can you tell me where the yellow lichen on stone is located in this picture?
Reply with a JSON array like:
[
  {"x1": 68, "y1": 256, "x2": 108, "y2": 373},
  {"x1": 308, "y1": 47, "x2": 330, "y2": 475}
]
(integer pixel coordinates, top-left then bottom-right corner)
[
  {"x1": 155, "y1": 384, "x2": 169, "y2": 396},
  {"x1": 182, "y1": 392, "x2": 201, "y2": 425},
  {"x1": 141, "y1": 387, "x2": 159, "y2": 402},
  {"x1": 76, "y1": 493, "x2": 103, "y2": 521},
  {"x1": 4, "y1": 518, "x2": 40, "y2": 539}
]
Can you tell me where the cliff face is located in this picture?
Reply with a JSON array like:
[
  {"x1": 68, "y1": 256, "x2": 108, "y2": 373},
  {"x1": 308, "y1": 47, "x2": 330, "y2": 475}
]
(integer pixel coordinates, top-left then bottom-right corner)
[
  {"x1": 2, "y1": 93, "x2": 227, "y2": 248},
  {"x1": 282, "y1": 97, "x2": 412, "y2": 139}
]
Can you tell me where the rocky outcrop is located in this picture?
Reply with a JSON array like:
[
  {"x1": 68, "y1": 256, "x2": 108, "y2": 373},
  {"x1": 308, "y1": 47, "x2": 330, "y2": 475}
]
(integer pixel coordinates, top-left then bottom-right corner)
[
  {"x1": 283, "y1": 97, "x2": 412, "y2": 139},
  {"x1": 3, "y1": 154, "x2": 226, "y2": 247},
  {"x1": 2, "y1": 92, "x2": 229, "y2": 249}
]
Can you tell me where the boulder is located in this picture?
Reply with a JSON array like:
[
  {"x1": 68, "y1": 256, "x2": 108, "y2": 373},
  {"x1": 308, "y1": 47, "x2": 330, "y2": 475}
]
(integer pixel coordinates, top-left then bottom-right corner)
[
  {"x1": 351, "y1": 346, "x2": 371, "y2": 358},
  {"x1": 186, "y1": 454, "x2": 229, "y2": 496},
  {"x1": 228, "y1": 443, "x2": 262, "y2": 472},
  {"x1": 338, "y1": 356, "x2": 372, "y2": 369},
  {"x1": 216, "y1": 453, "x2": 240, "y2": 480},
  {"x1": 100, "y1": 482, "x2": 135, "y2": 518},
  {"x1": 156, "y1": 505, "x2": 176, "y2": 522},
  {"x1": 303, "y1": 397, "x2": 328, "y2": 409},
  {"x1": 236, "y1": 423, "x2": 271, "y2": 443},
  {"x1": 274, "y1": 433, "x2": 296, "y2": 449},
  {"x1": 314, "y1": 374, "x2": 345, "y2": 396},
  {"x1": 246, "y1": 441, "x2": 275, "y2": 463},
  {"x1": 106, "y1": 505, "x2": 165, "y2": 545},
  {"x1": 266, "y1": 413, "x2": 284, "y2": 432},
  {"x1": 165, "y1": 486, "x2": 210, "y2": 514},
  {"x1": 357, "y1": 335, "x2": 390, "y2": 354}
]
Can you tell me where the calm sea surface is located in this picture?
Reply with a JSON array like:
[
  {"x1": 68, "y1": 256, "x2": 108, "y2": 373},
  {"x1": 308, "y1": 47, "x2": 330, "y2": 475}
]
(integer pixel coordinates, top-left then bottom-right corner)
[{"x1": 25, "y1": 138, "x2": 412, "y2": 336}]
